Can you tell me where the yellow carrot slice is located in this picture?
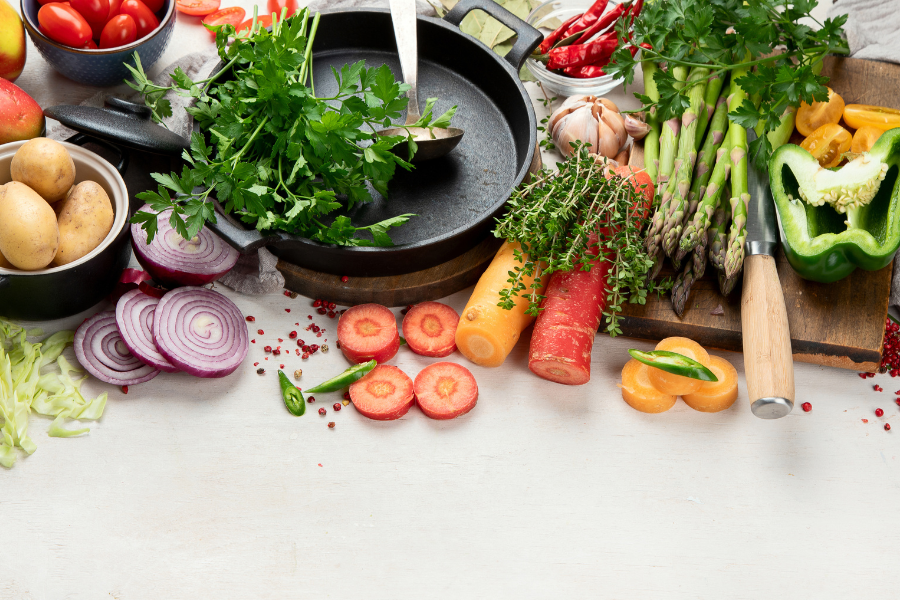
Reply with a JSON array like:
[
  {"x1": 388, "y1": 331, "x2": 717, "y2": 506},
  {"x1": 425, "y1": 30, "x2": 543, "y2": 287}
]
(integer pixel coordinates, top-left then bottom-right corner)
[
  {"x1": 647, "y1": 337, "x2": 711, "y2": 396},
  {"x1": 619, "y1": 359, "x2": 677, "y2": 413},
  {"x1": 682, "y1": 355, "x2": 739, "y2": 412},
  {"x1": 456, "y1": 241, "x2": 546, "y2": 368}
]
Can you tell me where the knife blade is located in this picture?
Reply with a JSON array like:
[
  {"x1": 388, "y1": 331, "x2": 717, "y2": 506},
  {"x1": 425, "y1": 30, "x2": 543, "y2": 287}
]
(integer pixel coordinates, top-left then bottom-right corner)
[
  {"x1": 744, "y1": 129, "x2": 780, "y2": 258},
  {"x1": 740, "y1": 127, "x2": 795, "y2": 419}
]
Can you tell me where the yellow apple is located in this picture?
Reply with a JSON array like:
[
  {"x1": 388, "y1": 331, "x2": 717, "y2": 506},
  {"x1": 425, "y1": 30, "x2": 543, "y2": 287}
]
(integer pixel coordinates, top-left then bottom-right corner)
[{"x1": 0, "y1": 0, "x2": 26, "y2": 82}]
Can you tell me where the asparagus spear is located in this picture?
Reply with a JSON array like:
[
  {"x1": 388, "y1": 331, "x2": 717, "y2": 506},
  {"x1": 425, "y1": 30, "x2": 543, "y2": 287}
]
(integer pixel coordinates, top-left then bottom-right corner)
[
  {"x1": 677, "y1": 99, "x2": 731, "y2": 257},
  {"x1": 642, "y1": 61, "x2": 662, "y2": 186},
  {"x1": 671, "y1": 257, "x2": 695, "y2": 318},
  {"x1": 661, "y1": 66, "x2": 709, "y2": 259},
  {"x1": 694, "y1": 73, "x2": 726, "y2": 151},
  {"x1": 708, "y1": 186, "x2": 731, "y2": 272},
  {"x1": 656, "y1": 65, "x2": 688, "y2": 188},
  {"x1": 718, "y1": 268, "x2": 740, "y2": 296}
]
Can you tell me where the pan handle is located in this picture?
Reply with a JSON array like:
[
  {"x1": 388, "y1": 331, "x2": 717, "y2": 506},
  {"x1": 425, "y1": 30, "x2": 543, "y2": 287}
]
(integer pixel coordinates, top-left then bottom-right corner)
[
  {"x1": 444, "y1": 0, "x2": 542, "y2": 70},
  {"x1": 206, "y1": 212, "x2": 288, "y2": 255}
]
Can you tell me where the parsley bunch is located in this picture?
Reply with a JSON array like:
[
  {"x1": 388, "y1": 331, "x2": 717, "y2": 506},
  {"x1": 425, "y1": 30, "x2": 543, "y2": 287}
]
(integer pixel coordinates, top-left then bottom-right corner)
[
  {"x1": 126, "y1": 9, "x2": 455, "y2": 246},
  {"x1": 606, "y1": 0, "x2": 849, "y2": 170},
  {"x1": 494, "y1": 144, "x2": 670, "y2": 336}
]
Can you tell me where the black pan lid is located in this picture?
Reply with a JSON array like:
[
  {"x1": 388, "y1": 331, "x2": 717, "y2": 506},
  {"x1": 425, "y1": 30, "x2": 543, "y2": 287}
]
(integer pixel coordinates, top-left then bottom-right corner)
[{"x1": 43, "y1": 97, "x2": 190, "y2": 156}]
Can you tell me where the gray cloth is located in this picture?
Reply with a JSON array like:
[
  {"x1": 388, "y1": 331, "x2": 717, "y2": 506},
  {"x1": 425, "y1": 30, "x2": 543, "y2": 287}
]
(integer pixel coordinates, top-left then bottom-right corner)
[
  {"x1": 219, "y1": 247, "x2": 286, "y2": 295},
  {"x1": 829, "y1": 0, "x2": 900, "y2": 64}
]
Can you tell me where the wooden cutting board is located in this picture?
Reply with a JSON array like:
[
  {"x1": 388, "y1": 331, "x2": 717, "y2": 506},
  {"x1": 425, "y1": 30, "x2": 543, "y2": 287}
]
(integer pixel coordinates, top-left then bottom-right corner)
[{"x1": 622, "y1": 55, "x2": 893, "y2": 372}]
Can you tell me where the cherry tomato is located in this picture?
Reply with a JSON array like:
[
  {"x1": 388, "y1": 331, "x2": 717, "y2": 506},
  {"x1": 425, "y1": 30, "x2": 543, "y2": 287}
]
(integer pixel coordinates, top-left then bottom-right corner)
[
  {"x1": 70, "y1": 0, "x2": 109, "y2": 23},
  {"x1": 801, "y1": 123, "x2": 852, "y2": 169},
  {"x1": 236, "y1": 14, "x2": 271, "y2": 34},
  {"x1": 108, "y1": 0, "x2": 122, "y2": 16},
  {"x1": 843, "y1": 104, "x2": 900, "y2": 132},
  {"x1": 796, "y1": 87, "x2": 845, "y2": 137},
  {"x1": 99, "y1": 13, "x2": 137, "y2": 48},
  {"x1": 175, "y1": 0, "x2": 220, "y2": 16},
  {"x1": 38, "y1": 3, "x2": 93, "y2": 47},
  {"x1": 202, "y1": 6, "x2": 245, "y2": 36},
  {"x1": 120, "y1": 0, "x2": 159, "y2": 38},
  {"x1": 81, "y1": 38, "x2": 98, "y2": 48},
  {"x1": 850, "y1": 126, "x2": 883, "y2": 154},
  {"x1": 266, "y1": 0, "x2": 297, "y2": 18},
  {"x1": 142, "y1": 0, "x2": 164, "y2": 13}
]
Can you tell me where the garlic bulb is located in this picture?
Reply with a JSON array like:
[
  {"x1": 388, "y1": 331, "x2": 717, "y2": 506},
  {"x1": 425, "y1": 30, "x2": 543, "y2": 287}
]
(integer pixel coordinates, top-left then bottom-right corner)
[{"x1": 549, "y1": 95, "x2": 628, "y2": 159}]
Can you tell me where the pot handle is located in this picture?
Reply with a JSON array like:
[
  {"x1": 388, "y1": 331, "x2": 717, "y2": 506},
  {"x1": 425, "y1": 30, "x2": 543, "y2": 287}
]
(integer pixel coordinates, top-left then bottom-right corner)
[
  {"x1": 205, "y1": 212, "x2": 288, "y2": 255},
  {"x1": 444, "y1": 0, "x2": 542, "y2": 70},
  {"x1": 65, "y1": 133, "x2": 129, "y2": 175}
]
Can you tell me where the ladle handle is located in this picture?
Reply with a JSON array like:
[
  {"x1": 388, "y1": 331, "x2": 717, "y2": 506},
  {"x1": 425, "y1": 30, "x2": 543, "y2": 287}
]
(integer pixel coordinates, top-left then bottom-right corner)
[{"x1": 389, "y1": 0, "x2": 421, "y2": 126}]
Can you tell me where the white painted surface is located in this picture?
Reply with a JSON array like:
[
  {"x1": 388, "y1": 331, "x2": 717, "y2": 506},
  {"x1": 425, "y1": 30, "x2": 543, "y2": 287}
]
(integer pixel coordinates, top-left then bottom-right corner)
[{"x1": 8, "y1": 1, "x2": 900, "y2": 599}]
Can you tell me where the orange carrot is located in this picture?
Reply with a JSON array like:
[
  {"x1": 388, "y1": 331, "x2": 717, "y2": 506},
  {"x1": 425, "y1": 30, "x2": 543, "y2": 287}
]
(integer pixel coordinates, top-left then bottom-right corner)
[
  {"x1": 682, "y1": 355, "x2": 738, "y2": 412},
  {"x1": 456, "y1": 241, "x2": 546, "y2": 368},
  {"x1": 647, "y1": 337, "x2": 710, "y2": 395},
  {"x1": 619, "y1": 359, "x2": 677, "y2": 413}
]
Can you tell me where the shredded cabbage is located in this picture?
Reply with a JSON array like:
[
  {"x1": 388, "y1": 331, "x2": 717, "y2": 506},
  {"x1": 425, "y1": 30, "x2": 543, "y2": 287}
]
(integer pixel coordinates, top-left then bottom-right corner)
[{"x1": 0, "y1": 319, "x2": 108, "y2": 468}]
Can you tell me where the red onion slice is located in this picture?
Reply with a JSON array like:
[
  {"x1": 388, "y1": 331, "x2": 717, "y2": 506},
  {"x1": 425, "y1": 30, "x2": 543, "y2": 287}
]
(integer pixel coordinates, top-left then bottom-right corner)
[
  {"x1": 153, "y1": 287, "x2": 249, "y2": 378},
  {"x1": 107, "y1": 268, "x2": 153, "y2": 303},
  {"x1": 115, "y1": 289, "x2": 179, "y2": 373},
  {"x1": 131, "y1": 204, "x2": 239, "y2": 288},
  {"x1": 74, "y1": 311, "x2": 160, "y2": 386}
]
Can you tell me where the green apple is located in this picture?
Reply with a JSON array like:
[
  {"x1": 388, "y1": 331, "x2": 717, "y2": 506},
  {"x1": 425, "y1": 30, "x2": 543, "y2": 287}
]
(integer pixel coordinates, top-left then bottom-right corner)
[{"x1": 0, "y1": 0, "x2": 26, "y2": 82}]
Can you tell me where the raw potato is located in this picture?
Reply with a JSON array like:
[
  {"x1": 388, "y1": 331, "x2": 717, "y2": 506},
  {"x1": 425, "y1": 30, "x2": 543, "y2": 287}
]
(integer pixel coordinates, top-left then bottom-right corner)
[
  {"x1": 10, "y1": 138, "x2": 76, "y2": 203},
  {"x1": 53, "y1": 181, "x2": 114, "y2": 266},
  {"x1": 0, "y1": 248, "x2": 12, "y2": 269},
  {"x1": 0, "y1": 181, "x2": 59, "y2": 270}
]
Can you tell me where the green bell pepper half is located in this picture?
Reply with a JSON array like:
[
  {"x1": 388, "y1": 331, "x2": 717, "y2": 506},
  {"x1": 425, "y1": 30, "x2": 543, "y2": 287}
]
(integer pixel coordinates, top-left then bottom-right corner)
[{"x1": 768, "y1": 127, "x2": 900, "y2": 283}]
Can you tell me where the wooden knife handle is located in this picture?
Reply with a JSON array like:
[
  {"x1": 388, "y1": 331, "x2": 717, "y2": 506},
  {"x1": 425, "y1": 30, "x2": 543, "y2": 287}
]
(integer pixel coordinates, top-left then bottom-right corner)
[{"x1": 740, "y1": 254, "x2": 795, "y2": 418}]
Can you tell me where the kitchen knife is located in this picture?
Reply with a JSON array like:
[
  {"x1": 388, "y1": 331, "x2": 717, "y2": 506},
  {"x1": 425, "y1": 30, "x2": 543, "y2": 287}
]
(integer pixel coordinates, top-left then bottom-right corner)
[{"x1": 741, "y1": 128, "x2": 795, "y2": 419}]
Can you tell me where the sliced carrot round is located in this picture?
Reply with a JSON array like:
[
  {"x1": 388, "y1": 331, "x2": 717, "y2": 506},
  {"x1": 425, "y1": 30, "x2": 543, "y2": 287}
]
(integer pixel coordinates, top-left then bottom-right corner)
[
  {"x1": 349, "y1": 364, "x2": 414, "y2": 420},
  {"x1": 619, "y1": 359, "x2": 677, "y2": 413},
  {"x1": 402, "y1": 301, "x2": 459, "y2": 357},
  {"x1": 337, "y1": 303, "x2": 399, "y2": 364},
  {"x1": 646, "y1": 337, "x2": 710, "y2": 396},
  {"x1": 682, "y1": 355, "x2": 738, "y2": 413},
  {"x1": 413, "y1": 362, "x2": 478, "y2": 420}
]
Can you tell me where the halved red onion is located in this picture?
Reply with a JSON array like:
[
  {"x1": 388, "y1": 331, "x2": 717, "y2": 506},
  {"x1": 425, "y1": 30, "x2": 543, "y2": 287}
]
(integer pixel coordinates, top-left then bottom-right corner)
[
  {"x1": 153, "y1": 287, "x2": 249, "y2": 378},
  {"x1": 74, "y1": 311, "x2": 160, "y2": 386},
  {"x1": 131, "y1": 204, "x2": 239, "y2": 288},
  {"x1": 115, "y1": 289, "x2": 179, "y2": 373}
]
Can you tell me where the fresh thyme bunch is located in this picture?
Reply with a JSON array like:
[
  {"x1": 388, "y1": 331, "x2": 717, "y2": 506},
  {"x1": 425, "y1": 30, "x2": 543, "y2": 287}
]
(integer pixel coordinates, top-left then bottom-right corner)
[{"x1": 494, "y1": 144, "x2": 670, "y2": 336}]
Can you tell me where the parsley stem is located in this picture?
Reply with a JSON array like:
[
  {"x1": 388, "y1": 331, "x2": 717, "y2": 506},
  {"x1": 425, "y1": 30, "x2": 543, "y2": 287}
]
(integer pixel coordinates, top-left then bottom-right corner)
[{"x1": 231, "y1": 115, "x2": 270, "y2": 167}]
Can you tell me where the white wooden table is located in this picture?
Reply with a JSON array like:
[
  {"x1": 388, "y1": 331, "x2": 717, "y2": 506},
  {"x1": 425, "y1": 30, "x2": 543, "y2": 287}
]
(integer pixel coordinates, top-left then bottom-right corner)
[{"x1": 6, "y1": 2, "x2": 900, "y2": 599}]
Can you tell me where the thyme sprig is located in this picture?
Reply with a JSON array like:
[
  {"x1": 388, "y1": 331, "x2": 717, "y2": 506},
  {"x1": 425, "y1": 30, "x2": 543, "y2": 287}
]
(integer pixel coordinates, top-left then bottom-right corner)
[{"x1": 494, "y1": 144, "x2": 670, "y2": 336}]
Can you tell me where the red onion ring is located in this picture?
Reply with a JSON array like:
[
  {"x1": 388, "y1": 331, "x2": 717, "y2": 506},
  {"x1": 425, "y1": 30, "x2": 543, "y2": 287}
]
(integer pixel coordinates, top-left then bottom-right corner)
[
  {"x1": 74, "y1": 311, "x2": 160, "y2": 386},
  {"x1": 131, "y1": 204, "x2": 239, "y2": 288},
  {"x1": 115, "y1": 289, "x2": 179, "y2": 373},
  {"x1": 153, "y1": 287, "x2": 249, "y2": 378}
]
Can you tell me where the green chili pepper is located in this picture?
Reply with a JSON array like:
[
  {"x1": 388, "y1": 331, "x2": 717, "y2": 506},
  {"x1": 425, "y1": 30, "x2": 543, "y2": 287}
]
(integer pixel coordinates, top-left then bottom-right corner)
[
  {"x1": 278, "y1": 370, "x2": 305, "y2": 416},
  {"x1": 303, "y1": 360, "x2": 377, "y2": 394},
  {"x1": 627, "y1": 349, "x2": 719, "y2": 382}
]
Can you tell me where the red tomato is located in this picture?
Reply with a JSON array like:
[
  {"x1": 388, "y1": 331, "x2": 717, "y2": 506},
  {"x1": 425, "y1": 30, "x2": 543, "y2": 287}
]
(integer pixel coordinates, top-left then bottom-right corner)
[
  {"x1": 70, "y1": 0, "x2": 109, "y2": 23},
  {"x1": 266, "y1": 0, "x2": 297, "y2": 18},
  {"x1": 202, "y1": 6, "x2": 245, "y2": 36},
  {"x1": 108, "y1": 0, "x2": 122, "y2": 16},
  {"x1": 142, "y1": 0, "x2": 164, "y2": 13},
  {"x1": 236, "y1": 14, "x2": 271, "y2": 34},
  {"x1": 120, "y1": 0, "x2": 159, "y2": 38},
  {"x1": 82, "y1": 39, "x2": 98, "y2": 49},
  {"x1": 38, "y1": 3, "x2": 92, "y2": 47},
  {"x1": 99, "y1": 13, "x2": 137, "y2": 48},
  {"x1": 175, "y1": 0, "x2": 220, "y2": 16}
]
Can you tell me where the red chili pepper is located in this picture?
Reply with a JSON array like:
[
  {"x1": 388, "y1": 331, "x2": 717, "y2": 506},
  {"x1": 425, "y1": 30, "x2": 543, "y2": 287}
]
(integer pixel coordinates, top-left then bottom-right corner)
[
  {"x1": 639, "y1": 42, "x2": 652, "y2": 50},
  {"x1": 547, "y1": 37, "x2": 617, "y2": 70},
  {"x1": 631, "y1": 0, "x2": 643, "y2": 19},
  {"x1": 537, "y1": 12, "x2": 582, "y2": 55},
  {"x1": 564, "y1": 0, "x2": 609, "y2": 37},
  {"x1": 564, "y1": 62, "x2": 608, "y2": 79},
  {"x1": 574, "y1": 2, "x2": 628, "y2": 44}
]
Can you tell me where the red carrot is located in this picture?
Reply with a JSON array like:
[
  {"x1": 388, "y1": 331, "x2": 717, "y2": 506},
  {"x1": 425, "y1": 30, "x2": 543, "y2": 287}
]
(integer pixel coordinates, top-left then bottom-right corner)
[{"x1": 537, "y1": 13, "x2": 582, "y2": 55}]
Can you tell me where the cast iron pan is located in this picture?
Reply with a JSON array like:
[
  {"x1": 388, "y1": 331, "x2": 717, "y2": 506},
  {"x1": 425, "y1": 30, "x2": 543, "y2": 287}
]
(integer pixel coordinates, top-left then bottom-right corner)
[{"x1": 204, "y1": 0, "x2": 541, "y2": 277}]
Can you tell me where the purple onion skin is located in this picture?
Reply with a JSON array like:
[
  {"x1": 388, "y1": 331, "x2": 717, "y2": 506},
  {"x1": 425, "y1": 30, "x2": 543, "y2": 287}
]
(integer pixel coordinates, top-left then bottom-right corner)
[{"x1": 132, "y1": 240, "x2": 230, "y2": 289}]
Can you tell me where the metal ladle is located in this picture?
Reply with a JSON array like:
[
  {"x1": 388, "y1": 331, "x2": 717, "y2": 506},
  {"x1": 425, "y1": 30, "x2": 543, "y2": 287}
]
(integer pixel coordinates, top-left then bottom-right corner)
[{"x1": 378, "y1": 0, "x2": 464, "y2": 162}]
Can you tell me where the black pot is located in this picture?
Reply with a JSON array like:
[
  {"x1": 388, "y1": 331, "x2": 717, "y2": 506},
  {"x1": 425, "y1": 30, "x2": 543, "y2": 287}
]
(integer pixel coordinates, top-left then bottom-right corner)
[{"x1": 0, "y1": 136, "x2": 132, "y2": 320}]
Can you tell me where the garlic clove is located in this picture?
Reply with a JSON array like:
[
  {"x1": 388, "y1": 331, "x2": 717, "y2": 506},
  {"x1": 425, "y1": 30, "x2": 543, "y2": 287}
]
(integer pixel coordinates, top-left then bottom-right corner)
[
  {"x1": 600, "y1": 109, "x2": 628, "y2": 150},
  {"x1": 597, "y1": 119, "x2": 620, "y2": 158},
  {"x1": 598, "y1": 98, "x2": 620, "y2": 113},
  {"x1": 548, "y1": 100, "x2": 589, "y2": 133},
  {"x1": 623, "y1": 113, "x2": 652, "y2": 140},
  {"x1": 557, "y1": 106, "x2": 598, "y2": 156}
]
